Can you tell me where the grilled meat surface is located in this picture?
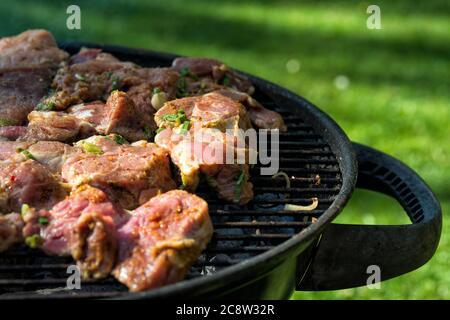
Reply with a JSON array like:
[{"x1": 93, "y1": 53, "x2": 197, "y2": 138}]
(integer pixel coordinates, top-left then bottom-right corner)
[
  {"x1": 155, "y1": 91, "x2": 253, "y2": 133},
  {"x1": 46, "y1": 47, "x2": 179, "y2": 115},
  {"x1": 0, "y1": 140, "x2": 78, "y2": 175},
  {"x1": 22, "y1": 185, "x2": 127, "y2": 279},
  {"x1": 215, "y1": 89, "x2": 287, "y2": 131},
  {"x1": 0, "y1": 30, "x2": 68, "y2": 126},
  {"x1": 154, "y1": 92, "x2": 255, "y2": 204},
  {"x1": 0, "y1": 29, "x2": 288, "y2": 292},
  {"x1": 0, "y1": 160, "x2": 67, "y2": 212},
  {"x1": 0, "y1": 68, "x2": 55, "y2": 126},
  {"x1": 155, "y1": 127, "x2": 254, "y2": 204},
  {"x1": 172, "y1": 57, "x2": 254, "y2": 95},
  {"x1": 62, "y1": 135, "x2": 177, "y2": 209},
  {"x1": 113, "y1": 189, "x2": 213, "y2": 292},
  {"x1": 0, "y1": 30, "x2": 68, "y2": 69},
  {"x1": 0, "y1": 213, "x2": 23, "y2": 253}
]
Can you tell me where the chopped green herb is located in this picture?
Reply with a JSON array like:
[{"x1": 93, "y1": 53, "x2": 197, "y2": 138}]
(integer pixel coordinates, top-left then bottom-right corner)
[
  {"x1": 36, "y1": 101, "x2": 55, "y2": 111},
  {"x1": 222, "y1": 75, "x2": 230, "y2": 86},
  {"x1": 17, "y1": 148, "x2": 35, "y2": 160},
  {"x1": 143, "y1": 125, "x2": 153, "y2": 140},
  {"x1": 21, "y1": 204, "x2": 31, "y2": 217},
  {"x1": 105, "y1": 71, "x2": 113, "y2": 79},
  {"x1": 47, "y1": 88, "x2": 56, "y2": 97},
  {"x1": 162, "y1": 114, "x2": 178, "y2": 122},
  {"x1": 25, "y1": 234, "x2": 43, "y2": 249},
  {"x1": 179, "y1": 67, "x2": 199, "y2": 80},
  {"x1": 176, "y1": 77, "x2": 187, "y2": 98},
  {"x1": 38, "y1": 217, "x2": 49, "y2": 225},
  {"x1": 113, "y1": 134, "x2": 127, "y2": 145},
  {"x1": 180, "y1": 120, "x2": 190, "y2": 133},
  {"x1": 180, "y1": 174, "x2": 190, "y2": 190},
  {"x1": 162, "y1": 109, "x2": 187, "y2": 126},
  {"x1": 178, "y1": 110, "x2": 187, "y2": 120},
  {"x1": 111, "y1": 77, "x2": 120, "y2": 91},
  {"x1": 180, "y1": 67, "x2": 190, "y2": 77},
  {"x1": 156, "y1": 127, "x2": 166, "y2": 135},
  {"x1": 234, "y1": 170, "x2": 246, "y2": 203},
  {"x1": 0, "y1": 118, "x2": 16, "y2": 127},
  {"x1": 74, "y1": 73, "x2": 86, "y2": 81},
  {"x1": 82, "y1": 142, "x2": 103, "y2": 155},
  {"x1": 152, "y1": 87, "x2": 161, "y2": 94}
]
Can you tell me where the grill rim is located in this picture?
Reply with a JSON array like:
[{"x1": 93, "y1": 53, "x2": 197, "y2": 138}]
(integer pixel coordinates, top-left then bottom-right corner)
[{"x1": 1, "y1": 42, "x2": 358, "y2": 299}]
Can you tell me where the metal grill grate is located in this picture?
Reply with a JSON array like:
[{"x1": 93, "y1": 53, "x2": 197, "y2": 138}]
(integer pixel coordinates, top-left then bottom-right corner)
[{"x1": 0, "y1": 92, "x2": 342, "y2": 299}]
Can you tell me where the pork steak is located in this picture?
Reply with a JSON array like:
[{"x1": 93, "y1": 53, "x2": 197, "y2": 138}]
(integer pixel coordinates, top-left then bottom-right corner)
[{"x1": 113, "y1": 189, "x2": 213, "y2": 292}]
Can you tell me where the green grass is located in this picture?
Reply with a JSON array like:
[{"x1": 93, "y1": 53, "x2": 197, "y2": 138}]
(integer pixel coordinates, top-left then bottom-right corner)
[{"x1": 1, "y1": 0, "x2": 448, "y2": 299}]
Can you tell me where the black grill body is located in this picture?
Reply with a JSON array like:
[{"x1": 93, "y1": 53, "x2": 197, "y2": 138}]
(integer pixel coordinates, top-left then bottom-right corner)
[{"x1": 0, "y1": 44, "x2": 441, "y2": 299}]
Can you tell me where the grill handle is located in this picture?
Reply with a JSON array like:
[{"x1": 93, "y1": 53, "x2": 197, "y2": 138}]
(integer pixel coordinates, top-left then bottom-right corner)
[{"x1": 297, "y1": 143, "x2": 442, "y2": 291}]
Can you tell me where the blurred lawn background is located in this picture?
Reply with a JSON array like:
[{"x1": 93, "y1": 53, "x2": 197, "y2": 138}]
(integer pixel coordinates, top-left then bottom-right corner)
[{"x1": 0, "y1": 0, "x2": 448, "y2": 299}]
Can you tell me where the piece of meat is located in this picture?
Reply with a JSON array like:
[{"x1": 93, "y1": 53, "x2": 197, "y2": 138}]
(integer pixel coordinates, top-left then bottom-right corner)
[
  {"x1": 62, "y1": 137, "x2": 177, "y2": 209},
  {"x1": 18, "y1": 110, "x2": 81, "y2": 142},
  {"x1": 154, "y1": 92, "x2": 255, "y2": 204},
  {"x1": 0, "y1": 160, "x2": 67, "y2": 212},
  {"x1": 16, "y1": 91, "x2": 153, "y2": 143},
  {"x1": 0, "y1": 125, "x2": 29, "y2": 141},
  {"x1": 0, "y1": 29, "x2": 68, "y2": 69},
  {"x1": 22, "y1": 185, "x2": 127, "y2": 279},
  {"x1": 66, "y1": 101, "x2": 105, "y2": 137},
  {"x1": 0, "y1": 67, "x2": 55, "y2": 125},
  {"x1": 0, "y1": 213, "x2": 24, "y2": 252},
  {"x1": 47, "y1": 48, "x2": 179, "y2": 112},
  {"x1": 27, "y1": 141, "x2": 78, "y2": 174},
  {"x1": 73, "y1": 134, "x2": 128, "y2": 153},
  {"x1": 70, "y1": 48, "x2": 124, "y2": 66},
  {"x1": 69, "y1": 48, "x2": 103, "y2": 65},
  {"x1": 115, "y1": 67, "x2": 179, "y2": 99},
  {"x1": 0, "y1": 141, "x2": 33, "y2": 162},
  {"x1": 209, "y1": 164, "x2": 253, "y2": 205},
  {"x1": 0, "y1": 30, "x2": 68, "y2": 125},
  {"x1": 171, "y1": 58, "x2": 286, "y2": 131},
  {"x1": 215, "y1": 89, "x2": 287, "y2": 131},
  {"x1": 0, "y1": 140, "x2": 77, "y2": 176},
  {"x1": 47, "y1": 50, "x2": 137, "y2": 110},
  {"x1": 95, "y1": 90, "x2": 155, "y2": 141},
  {"x1": 60, "y1": 91, "x2": 155, "y2": 142},
  {"x1": 155, "y1": 92, "x2": 252, "y2": 134},
  {"x1": 155, "y1": 127, "x2": 254, "y2": 204},
  {"x1": 113, "y1": 190, "x2": 213, "y2": 292},
  {"x1": 172, "y1": 57, "x2": 254, "y2": 95}
]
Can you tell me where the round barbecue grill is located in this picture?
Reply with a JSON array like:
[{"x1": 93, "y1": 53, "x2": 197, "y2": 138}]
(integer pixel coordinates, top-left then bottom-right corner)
[{"x1": 0, "y1": 44, "x2": 442, "y2": 299}]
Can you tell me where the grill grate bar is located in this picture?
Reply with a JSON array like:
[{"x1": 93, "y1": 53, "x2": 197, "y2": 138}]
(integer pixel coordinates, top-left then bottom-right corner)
[
  {"x1": 0, "y1": 264, "x2": 69, "y2": 271},
  {"x1": 279, "y1": 149, "x2": 333, "y2": 155},
  {"x1": 278, "y1": 158, "x2": 338, "y2": 165},
  {"x1": 253, "y1": 187, "x2": 339, "y2": 193},
  {"x1": 214, "y1": 221, "x2": 310, "y2": 228},
  {"x1": 198, "y1": 197, "x2": 334, "y2": 205},
  {"x1": 252, "y1": 176, "x2": 340, "y2": 183},
  {"x1": 214, "y1": 233, "x2": 292, "y2": 240},
  {"x1": 278, "y1": 141, "x2": 327, "y2": 147},
  {"x1": 0, "y1": 292, "x2": 125, "y2": 300},
  {"x1": 275, "y1": 168, "x2": 340, "y2": 174},
  {"x1": 211, "y1": 209, "x2": 321, "y2": 216},
  {"x1": 0, "y1": 278, "x2": 118, "y2": 286},
  {"x1": 206, "y1": 246, "x2": 275, "y2": 253}
]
